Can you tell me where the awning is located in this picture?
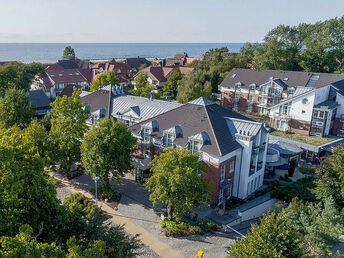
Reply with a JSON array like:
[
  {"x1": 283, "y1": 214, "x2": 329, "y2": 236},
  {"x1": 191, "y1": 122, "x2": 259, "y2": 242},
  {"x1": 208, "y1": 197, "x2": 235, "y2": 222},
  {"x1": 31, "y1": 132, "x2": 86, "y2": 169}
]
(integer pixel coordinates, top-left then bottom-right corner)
[{"x1": 133, "y1": 157, "x2": 152, "y2": 171}]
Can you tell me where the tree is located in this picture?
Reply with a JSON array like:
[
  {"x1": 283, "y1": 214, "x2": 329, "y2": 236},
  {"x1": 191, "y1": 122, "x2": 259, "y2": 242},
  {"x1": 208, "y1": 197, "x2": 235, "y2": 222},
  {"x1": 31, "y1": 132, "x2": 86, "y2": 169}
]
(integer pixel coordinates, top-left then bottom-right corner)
[
  {"x1": 81, "y1": 118, "x2": 137, "y2": 184},
  {"x1": 0, "y1": 126, "x2": 63, "y2": 242},
  {"x1": 0, "y1": 62, "x2": 45, "y2": 94},
  {"x1": 284, "y1": 198, "x2": 344, "y2": 257},
  {"x1": 313, "y1": 146, "x2": 344, "y2": 209},
  {"x1": 63, "y1": 193, "x2": 141, "y2": 257},
  {"x1": 49, "y1": 89, "x2": 88, "y2": 172},
  {"x1": 23, "y1": 119, "x2": 51, "y2": 165},
  {"x1": 62, "y1": 46, "x2": 76, "y2": 60},
  {"x1": 228, "y1": 211, "x2": 304, "y2": 258},
  {"x1": 163, "y1": 68, "x2": 183, "y2": 100},
  {"x1": 130, "y1": 72, "x2": 154, "y2": 97},
  {"x1": 90, "y1": 70, "x2": 120, "y2": 92},
  {"x1": 0, "y1": 88, "x2": 34, "y2": 129},
  {"x1": 145, "y1": 148, "x2": 211, "y2": 220}
]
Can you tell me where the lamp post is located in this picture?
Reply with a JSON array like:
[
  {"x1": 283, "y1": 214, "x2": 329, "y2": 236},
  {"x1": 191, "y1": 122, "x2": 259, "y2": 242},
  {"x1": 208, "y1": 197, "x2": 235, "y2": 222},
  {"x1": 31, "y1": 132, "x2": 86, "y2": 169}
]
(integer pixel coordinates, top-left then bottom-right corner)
[{"x1": 93, "y1": 176, "x2": 99, "y2": 207}]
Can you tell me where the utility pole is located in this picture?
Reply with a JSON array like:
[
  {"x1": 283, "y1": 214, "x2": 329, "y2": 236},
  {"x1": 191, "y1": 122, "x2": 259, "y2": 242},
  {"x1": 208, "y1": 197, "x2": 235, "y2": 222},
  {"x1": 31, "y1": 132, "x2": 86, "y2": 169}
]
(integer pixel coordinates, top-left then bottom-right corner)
[{"x1": 93, "y1": 176, "x2": 99, "y2": 207}]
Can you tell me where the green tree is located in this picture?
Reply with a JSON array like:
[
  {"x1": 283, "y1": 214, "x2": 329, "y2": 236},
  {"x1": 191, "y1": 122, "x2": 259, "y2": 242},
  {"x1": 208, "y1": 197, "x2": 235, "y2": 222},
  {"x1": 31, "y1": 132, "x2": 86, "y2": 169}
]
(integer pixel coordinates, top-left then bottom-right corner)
[
  {"x1": 0, "y1": 88, "x2": 34, "y2": 129},
  {"x1": 62, "y1": 46, "x2": 76, "y2": 60},
  {"x1": 63, "y1": 193, "x2": 141, "y2": 257},
  {"x1": 0, "y1": 126, "x2": 63, "y2": 242},
  {"x1": 163, "y1": 68, "x2": 183, "y2": 100},
  {"x1": 313, "y1": 146, "x2": 344, "y2": 209},
  {"x1": 23, "y1": 119, "x2": 51, "y2": 165},
  {"x1": 49, "y1": 89, "x2": 88, "y2": 172},
  {"x1": 81, "y1": 118, "x2": 137, "y2": 184},
  {"x1": 284, "y1": 198, "x2": 344, "y2": 257},
  {"x1": 0, "y1": 62, "x2": 45, "y2": 94},
  {"x1": 145, "y1": 148, "x2": 211, "y2": 220},
  {"x1": 0, "y1": 225, "x2": 64, "y2": 257},
  {"x1": 90, "y1": 70, "x2": 120, "y2": 92},
  {"x1": 228, "y1": 211, "x2": 304, "y2": 258},
  {"x1": 130, "y1": 72, "x2": 154, "y2": 97}
]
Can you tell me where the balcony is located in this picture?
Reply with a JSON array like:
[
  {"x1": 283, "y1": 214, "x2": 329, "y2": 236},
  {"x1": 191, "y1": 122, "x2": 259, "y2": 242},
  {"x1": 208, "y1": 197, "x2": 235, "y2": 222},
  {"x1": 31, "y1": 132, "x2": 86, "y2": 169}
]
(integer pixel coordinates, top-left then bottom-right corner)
[
  {"x1": 338, "y1": 129, "x2": 344, "y2": 137},
  {"x1": 220, "y1": 178, "x2": 231, "y2": 189},
  {"x1": 272, "y1": 112, "x2": 291, "y2": 121}
]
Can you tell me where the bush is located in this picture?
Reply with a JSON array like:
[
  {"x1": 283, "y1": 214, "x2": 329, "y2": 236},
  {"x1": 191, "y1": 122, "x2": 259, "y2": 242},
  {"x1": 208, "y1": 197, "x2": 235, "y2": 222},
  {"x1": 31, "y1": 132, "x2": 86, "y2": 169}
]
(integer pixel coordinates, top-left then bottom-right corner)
[
  {"x1": 189, "y1": 225, "x2": 204, "y2": 235},
  {"x1": 206, "y1": 222, "x2": 217, "y2": 231},
  {"x1": 89, "y1": 185, "x2": 117, "y2": 200},
  {"x1": 299, "y1": 167, "x2": 316, "y2": 175},
  {"x1": 271, "y1": 177, "x2": 316, "y2": 203},
  {"x1": 159, "y1": 219, "x2": 215, "y2": 236}
]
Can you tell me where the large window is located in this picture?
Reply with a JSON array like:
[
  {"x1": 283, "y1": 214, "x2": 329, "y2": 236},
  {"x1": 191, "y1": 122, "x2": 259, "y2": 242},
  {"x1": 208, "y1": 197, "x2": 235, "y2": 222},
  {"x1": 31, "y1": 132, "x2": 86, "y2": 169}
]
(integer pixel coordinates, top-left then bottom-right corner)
[
  {"x1": 164, "y1": 133, "x2": 174, "y2": 147},
  {"x1": 191, "y1": 140, "x2": 200, "y2": 153},
  {"x1": 142, "y1": 128, "x2": 150, "y2": 142},
  {"x1": 220, "y1": 165, "x2": 226, "y2": 182},
  {"x1": 229, "y1": 161, "x2": 235, "y2": 173}
]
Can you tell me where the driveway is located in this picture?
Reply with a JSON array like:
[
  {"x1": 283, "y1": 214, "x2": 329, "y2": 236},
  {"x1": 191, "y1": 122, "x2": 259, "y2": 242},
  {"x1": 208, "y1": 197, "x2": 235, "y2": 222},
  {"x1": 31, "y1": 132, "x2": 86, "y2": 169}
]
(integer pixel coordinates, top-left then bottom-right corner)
[{"x1": 57, "y1": 172, "x2": 238, "y2": 258}]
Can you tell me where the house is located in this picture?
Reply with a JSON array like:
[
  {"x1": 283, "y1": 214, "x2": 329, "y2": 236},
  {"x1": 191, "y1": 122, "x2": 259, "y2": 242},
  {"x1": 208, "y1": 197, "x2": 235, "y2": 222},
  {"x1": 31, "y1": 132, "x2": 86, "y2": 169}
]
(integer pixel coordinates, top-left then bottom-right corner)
[
  {"x1": 46, "y1": 59, "x2": 91, "y2": 70},
  {"x1": 92, "y1": 62, "x2": 135, "y2": 87},
  {"x1": 58, "y1": 85, "x2": 82, "y2": 98},
  {"x1": 219, "y1": 68, "x2": 344, "y2": 115},
  {"x1": 0, "y1": 89, "x2": 51, "y2": 117},
  {"x1": 137, "y1": 66, "x2": 194, "y2": 89},
  {"x1": 81, "y1": 85, "x2": 182, "y2": 127},
  {"x1": 40, "y1": 68, "x2": 92, "y2": 99},
  {"x1": 268, "y1": 78, "x2": 344, "y2": 137},
  {"x1": 129, "y1": 97, "x2": 269, "y2": 204},
  {"x1": 125, "y1": 56, "x2": 151, "y2": 71},
  {"x1": 28, "y1": 89, "x2": 52, "y2": 116}
]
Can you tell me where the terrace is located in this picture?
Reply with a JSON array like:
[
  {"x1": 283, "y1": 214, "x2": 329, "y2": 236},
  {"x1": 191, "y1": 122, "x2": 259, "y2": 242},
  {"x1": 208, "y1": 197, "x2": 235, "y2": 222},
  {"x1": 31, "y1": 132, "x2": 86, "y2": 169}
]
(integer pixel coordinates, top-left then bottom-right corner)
[{"x1": 270, "y1": 131, "x2": 335, "y2": 146}]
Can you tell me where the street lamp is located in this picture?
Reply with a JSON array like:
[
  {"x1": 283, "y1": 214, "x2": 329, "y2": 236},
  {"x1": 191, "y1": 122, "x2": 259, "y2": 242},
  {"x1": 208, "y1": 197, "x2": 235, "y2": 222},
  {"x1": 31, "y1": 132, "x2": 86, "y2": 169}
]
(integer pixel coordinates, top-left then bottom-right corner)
[{"x1": 93, "y1": 176, "x2": 100, "y2": 207}]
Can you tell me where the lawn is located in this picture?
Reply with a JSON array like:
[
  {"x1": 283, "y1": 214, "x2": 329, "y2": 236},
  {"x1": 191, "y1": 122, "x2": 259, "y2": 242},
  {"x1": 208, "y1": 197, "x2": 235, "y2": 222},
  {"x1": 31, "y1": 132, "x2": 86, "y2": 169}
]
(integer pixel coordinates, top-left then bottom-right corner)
[{"x1": 270, "y1": 131, "x2": 335, "y2": 146}]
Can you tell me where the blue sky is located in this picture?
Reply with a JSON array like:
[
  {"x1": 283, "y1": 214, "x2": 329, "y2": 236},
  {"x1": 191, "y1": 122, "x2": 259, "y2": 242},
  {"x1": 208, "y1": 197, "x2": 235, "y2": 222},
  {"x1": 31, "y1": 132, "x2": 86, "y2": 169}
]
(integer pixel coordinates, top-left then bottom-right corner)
[{"x1": 1, "y1": 0, "x2": 344, "y2": 43}]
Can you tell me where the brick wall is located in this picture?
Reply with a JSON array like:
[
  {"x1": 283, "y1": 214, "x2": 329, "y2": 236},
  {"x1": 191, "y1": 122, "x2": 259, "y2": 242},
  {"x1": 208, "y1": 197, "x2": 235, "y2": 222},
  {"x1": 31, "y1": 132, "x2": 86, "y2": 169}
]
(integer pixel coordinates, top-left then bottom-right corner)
[
  {"x1": 221, "y1": 91, "x2": 259, "y2": 113},
  {"x1": 203, "y1": 157, "x2": 236, "y2": 205},
  {"x1": 333, "y1": 118, "x2": 343, "y2": 136}
]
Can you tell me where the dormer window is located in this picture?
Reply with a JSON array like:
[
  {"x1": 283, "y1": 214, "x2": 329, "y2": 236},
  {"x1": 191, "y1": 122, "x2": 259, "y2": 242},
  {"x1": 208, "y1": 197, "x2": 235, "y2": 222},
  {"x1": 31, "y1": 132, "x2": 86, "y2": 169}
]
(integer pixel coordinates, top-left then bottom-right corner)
[
  {"x1": 191, "y1": 140, "x2": 200, "y2": 153},
  {"x1": 164, "y1": 133, "x2": 174, "y2": 147},
  {"x1": 142, "y1": 127, "x2": 150, "y2": 142},
  {"x1": 231, "y1": 74, "x2": 236, "y2": 78}
]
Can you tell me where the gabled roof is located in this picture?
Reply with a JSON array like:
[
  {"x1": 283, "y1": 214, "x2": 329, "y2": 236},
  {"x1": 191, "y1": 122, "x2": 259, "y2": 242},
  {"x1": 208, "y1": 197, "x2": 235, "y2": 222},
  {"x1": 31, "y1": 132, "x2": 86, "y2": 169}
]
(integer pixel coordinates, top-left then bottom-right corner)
[
  {"x1": 130, "y1": 98, "x2": 255, "y2": 156},
  {"x1": 125, "y1": 57, "x2": 151, "y2": 70},
  {"x1": 43, "y1": 68, "x2": 92, "y2": 88},
  {"x1": 59, "y1": 85, "x2": 82, "y2": 98},
  {"x1": 81, "y1": 89, "x2": 112, "y2": 118},
  {"x1": 220, "y1": 68, "x2": 344, "y2": 90},
  {"x1": 28, "y1": 89, "x2": 51, "y2": 108},
  {"x1": 141, "y1": 66, "x2": 194, "y2": 83},
  {"x1": 188, "y1": 97, "x2": 214, "y2": 106}
]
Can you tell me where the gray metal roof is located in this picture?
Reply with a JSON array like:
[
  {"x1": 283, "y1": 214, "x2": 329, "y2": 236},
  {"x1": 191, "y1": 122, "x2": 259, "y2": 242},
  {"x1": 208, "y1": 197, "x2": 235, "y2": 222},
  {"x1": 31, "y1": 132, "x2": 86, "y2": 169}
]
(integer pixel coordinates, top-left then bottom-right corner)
[
  {"x1": 28, "y1": 89, "x2": 51, "y2": 108},
  {"x1": 227, "y1": 118, "x2": 262, "y2": 137},
  {"x1": 110, "y1": 95, "x2": 182, "y2": 123},
  {"x1": 269, "y1": 140, "x2": 303, "y2": 155},
  {"x1": 188, "y1": 97, "x2": 215, "y2": 106}
]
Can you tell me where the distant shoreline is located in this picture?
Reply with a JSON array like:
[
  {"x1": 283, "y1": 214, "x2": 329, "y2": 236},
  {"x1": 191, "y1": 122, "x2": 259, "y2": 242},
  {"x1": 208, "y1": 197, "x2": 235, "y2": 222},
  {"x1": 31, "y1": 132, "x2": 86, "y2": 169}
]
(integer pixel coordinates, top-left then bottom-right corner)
[{"x1": 0, "y1": 43, "x2": 244, "y2": 63}]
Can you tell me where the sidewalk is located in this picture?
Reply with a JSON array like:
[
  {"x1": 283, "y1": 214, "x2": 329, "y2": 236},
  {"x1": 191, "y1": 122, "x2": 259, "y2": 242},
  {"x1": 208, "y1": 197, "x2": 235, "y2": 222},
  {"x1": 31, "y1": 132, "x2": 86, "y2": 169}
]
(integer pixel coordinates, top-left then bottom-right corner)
[{"x1": 53, "y1": 173, "x2": 183, "y2": 258}]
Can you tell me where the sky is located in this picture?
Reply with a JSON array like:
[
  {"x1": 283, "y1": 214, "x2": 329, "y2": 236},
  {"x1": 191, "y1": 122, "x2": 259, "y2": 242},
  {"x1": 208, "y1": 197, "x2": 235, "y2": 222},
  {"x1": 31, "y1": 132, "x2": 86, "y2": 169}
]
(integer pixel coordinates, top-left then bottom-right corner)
[{"x1": 0, "y1": 0, "x2": 344, "y2": 43}]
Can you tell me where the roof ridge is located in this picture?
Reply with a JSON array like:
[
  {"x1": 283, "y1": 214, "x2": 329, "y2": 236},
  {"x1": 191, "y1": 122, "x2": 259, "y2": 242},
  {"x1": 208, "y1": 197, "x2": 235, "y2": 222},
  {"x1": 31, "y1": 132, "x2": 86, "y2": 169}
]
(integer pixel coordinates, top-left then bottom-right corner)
[{"x1": 203, "y1": 105, "x2": 223, "y2": 156}]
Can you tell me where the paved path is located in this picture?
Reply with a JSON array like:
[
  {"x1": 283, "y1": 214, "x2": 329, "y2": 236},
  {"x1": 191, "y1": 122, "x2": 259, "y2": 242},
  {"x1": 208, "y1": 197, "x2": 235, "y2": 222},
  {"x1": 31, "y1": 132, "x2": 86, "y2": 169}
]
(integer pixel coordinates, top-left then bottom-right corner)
[{"x1": 53, "y1": 173, "x2": 183, "y2": 258}]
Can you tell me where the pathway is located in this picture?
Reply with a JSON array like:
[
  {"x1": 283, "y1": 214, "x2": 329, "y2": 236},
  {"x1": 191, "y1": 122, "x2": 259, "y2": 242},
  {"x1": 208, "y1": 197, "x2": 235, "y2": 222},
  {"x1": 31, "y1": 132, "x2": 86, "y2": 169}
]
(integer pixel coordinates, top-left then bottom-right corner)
[{"x1": 53, "y1": 173, "x2": 183, "y2": 258}]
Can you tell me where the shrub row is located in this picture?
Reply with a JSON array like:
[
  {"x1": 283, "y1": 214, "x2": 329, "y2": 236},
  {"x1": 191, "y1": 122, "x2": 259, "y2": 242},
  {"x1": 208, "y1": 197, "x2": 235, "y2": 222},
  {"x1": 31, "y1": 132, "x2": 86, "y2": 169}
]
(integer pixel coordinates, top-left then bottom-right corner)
[
  {"x1": 160, "y1": 219, "x2": 217, "y2": 236},
  {"x1": 89, "y1": 185, "x2": 117, "y2": 200}
]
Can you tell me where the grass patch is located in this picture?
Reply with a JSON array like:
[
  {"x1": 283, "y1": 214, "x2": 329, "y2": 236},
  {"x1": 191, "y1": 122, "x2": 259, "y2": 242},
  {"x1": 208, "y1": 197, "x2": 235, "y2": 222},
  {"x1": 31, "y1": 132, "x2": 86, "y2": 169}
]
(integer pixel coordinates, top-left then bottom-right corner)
[
  {"x1": 159, "y1": 220, "x2": 217, "y2": 236},
  {"x1": 238, "y1": 111, "x2": 270, "y2": 125},
  {"x1": 270, "y1": 131, "x2": 335, "y2": 146}
]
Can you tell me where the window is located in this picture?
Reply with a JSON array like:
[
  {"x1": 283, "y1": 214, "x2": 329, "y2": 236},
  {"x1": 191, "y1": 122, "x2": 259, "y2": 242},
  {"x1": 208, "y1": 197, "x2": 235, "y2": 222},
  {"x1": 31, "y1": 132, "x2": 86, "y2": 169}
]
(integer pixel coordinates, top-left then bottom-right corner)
[
  {"x1": 250, "y1": 180, "x2": 254, "y2": 193},
  {"x1": 142, "y1": 128, "x2": 150, "y2": 142},
  {"x1": 234, "y1": 93, "x2": 240, "y2": 100},
  {"x1": 258, "y1": 175, "x2": 262, "y2": 186},
  {"x1": 249, "y1": 95, "x2": 253, "y2": 102},
  {"x1": 247, "y1": 182, "x2": 250, "y2": 195},
  {"x1": 302, "y1": 98, "x2": 309, "y2": 105},
  {"x1": 191, "y1": 140, "x2": 200, "y2": 153},
  {"x1": 301, "y1": 110, "x2": 306, "y2": 114},
  {"x1": 229, "y1": 161, "x2": 235, "y2": 173},
  {"x1": 219, "y1": 189, "x2": 223, "y2": 204},
  {"x1": 254, "y1": 177, "x2": 258, "y2": 190},
  {"x1": 231, "y1": 74, "x2": 236, "y2": 78},
  {"x1": 248, "y1": 105, "x2": 252, "y2": 112},
  {"x1": 233, "y1": 103, "x2": 238, "y2": 111},
  {"x1": 165, "y1": 133, "x2": 174, "y2": 147},
  {"x1": 319, "y1": 111, "x2": 325, "y2": 118},
  {"x1": 220, "y1": 165, "x2": 226, "y2": 182}
]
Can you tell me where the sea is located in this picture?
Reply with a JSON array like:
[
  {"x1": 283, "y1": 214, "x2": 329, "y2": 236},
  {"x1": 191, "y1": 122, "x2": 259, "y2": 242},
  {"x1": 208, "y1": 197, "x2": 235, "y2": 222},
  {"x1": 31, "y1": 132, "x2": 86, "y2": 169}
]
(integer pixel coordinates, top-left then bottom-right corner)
[{"x1": 0, "y1": 43, "x2": 244, "y2": 64}]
